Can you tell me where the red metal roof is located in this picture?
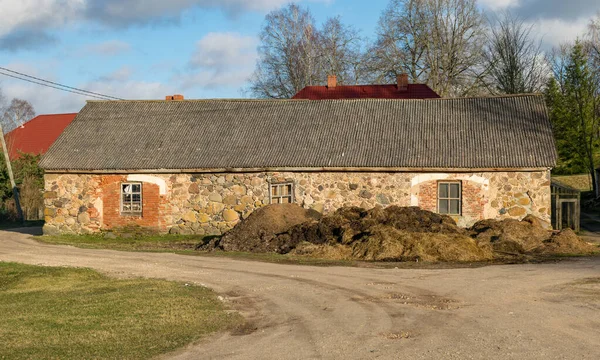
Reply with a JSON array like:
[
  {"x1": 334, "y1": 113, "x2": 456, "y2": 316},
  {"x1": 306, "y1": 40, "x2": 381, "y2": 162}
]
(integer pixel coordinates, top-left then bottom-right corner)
[
  {"x1": 3, "y1": 113, "x2": 77, "y2": 159},
  {"x1": 292, "y1": 84, "x2": 440, "y2": 100}
]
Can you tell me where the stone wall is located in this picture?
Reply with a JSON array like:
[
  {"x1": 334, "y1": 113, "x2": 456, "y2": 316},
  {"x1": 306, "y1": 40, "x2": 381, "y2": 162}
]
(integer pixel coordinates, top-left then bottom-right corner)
[{"x1": 43, "y1": 170, "x2": 552, "y2": 235}]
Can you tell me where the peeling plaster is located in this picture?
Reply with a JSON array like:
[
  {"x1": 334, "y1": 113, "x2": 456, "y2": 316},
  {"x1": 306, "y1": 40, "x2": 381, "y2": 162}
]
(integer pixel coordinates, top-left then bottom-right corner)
[
  {"x1": 93, "y1": 197, "x2": 103, "y2": 225},
  {"x1": 127, "y1": 175, "x2": 167, "y2": 195}
]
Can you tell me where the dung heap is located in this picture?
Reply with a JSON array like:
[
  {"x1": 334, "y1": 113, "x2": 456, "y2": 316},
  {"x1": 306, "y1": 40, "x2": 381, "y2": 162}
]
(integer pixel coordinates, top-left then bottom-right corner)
[{"x1": 199, "y1": 204, "x2": 597, "y2": 262}]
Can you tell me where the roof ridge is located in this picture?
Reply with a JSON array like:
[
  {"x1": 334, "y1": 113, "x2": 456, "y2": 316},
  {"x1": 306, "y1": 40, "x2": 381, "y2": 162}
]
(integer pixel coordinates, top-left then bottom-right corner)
[
  {"x1": 301, "y1": 83, "x2": 431, "y2": 87},
  {"x1": 33, "y1": 113, "x2": 79, "y2": 117},
  {"x1": 86, "y1": 93, "x2": 543, "y2": 104}
]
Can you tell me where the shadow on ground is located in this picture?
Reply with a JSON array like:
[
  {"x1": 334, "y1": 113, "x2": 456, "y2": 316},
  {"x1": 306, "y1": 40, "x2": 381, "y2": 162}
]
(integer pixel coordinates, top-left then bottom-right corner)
[{"x1": 0, "y1": 226, "x2": 43, "y2": 236}]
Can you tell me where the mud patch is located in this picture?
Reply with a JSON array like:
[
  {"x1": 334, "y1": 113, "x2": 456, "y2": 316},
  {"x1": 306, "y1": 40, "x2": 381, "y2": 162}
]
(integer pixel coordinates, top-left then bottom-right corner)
[
  {"x1": 352, "y1": 292, "x2": 459, "y2": 311},
  {"x1": 566, "y1": 277, "x2": 600, "y2": 296},
  {"x1": 384, "y1": 292, "x2": 460, "y2": 310},
  {"x1": 381, "y1": 331, "x2": 413, "y2": 340},
  {"x1": 230, "y1": 320, "x2": 259, "y2": 336},
  {"x1": 544, "y1": 277, "x2": 600, "y2": 310}
]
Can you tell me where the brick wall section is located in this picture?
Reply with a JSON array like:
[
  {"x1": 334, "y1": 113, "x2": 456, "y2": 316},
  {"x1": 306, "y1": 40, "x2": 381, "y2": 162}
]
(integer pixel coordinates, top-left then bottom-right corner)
[
  {"x1": 418, "y1": 180, "x2": 486, "y2": 223},
  {"x1": 100, "y1": 175, "x2": 163, "y2": 231},
  {"x1": 42, "y1": 170, "x2": 552, "y2": 235}
]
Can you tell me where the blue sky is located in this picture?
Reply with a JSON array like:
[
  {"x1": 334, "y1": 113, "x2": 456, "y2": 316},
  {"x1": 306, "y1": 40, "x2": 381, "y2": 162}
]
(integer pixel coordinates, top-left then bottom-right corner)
[{"x1": 0, "y1": 0, "x2": 598, "y2": 114}]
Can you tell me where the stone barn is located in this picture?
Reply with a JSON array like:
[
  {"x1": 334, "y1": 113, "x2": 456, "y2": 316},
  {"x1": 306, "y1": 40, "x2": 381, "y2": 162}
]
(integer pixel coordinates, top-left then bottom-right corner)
[{"x1": 39, "y1": 94, "x2": 557, "y2": 236}]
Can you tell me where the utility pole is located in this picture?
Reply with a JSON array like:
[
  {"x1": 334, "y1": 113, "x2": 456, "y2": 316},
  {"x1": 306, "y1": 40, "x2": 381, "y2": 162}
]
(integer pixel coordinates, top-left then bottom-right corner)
[{"x1": 0, "y1": 121, "x2": 24, "y2": 224}]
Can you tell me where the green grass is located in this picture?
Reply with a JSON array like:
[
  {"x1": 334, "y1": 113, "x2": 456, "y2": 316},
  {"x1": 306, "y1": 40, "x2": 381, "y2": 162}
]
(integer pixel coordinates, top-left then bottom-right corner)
[
  {"x1": 36, "y1": 233, "x2": 514, "y2": 269},
  {"x1": 37, "y1": 233, "x2": 359, "y2": 266},
  {"x1": 36, "y1": 233, "x2": 600, "y2": 269},
  {"x1": 0, "y1": 262, "x2": 242, "y2": 360},
  {"x1": 38, "y1": 233, "x2": 202, "y2": 251}
]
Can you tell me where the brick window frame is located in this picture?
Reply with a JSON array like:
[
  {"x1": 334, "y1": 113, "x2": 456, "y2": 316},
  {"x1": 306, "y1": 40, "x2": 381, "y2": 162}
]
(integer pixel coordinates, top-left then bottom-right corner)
[
  {"x1": 121, "y1": 182, "x2": 142, "y2": 215},
  {"x1": 269, "y1": 182, "x2": 295, "y2": 204},
  {"x1": 437, "y1": 181, "x2": 462, "y2": 215}
]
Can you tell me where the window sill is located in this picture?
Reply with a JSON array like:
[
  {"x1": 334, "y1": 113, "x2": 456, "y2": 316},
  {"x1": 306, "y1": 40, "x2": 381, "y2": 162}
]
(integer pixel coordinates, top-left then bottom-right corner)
[{"x1": 120, "y1": 212, "x2": 143, "y2": 217}]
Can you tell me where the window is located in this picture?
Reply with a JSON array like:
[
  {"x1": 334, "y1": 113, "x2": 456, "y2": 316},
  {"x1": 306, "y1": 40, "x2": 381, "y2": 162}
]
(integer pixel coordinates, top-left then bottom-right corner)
[
  {"x1": 270, "y1": 182, "x2": 294, "y2": 204},
  {"x1": 121, "y1": 183, "x2": 142, "y2": 214},
  {"x1": 438, "y1": 182, "x2": 461, "y2": 215}
]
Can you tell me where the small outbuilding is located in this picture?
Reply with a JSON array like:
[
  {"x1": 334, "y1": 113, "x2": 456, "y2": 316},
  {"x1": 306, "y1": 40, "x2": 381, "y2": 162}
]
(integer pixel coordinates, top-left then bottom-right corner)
[{"x1": 39, "y1": 94, "x2": 557, "y2": 235}]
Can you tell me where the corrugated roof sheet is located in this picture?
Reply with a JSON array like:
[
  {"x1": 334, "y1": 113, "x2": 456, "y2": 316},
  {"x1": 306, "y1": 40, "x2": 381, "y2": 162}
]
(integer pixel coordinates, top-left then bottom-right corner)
[
  {"x1": 292, "y1": 84, "x2": 440, "y2": 100},
  {"x1": 4, "y1": 113, "x2": 77, "y2": 159},
  {"x1": 39, "y1": 95, "x2": 557, "y2": 171}
]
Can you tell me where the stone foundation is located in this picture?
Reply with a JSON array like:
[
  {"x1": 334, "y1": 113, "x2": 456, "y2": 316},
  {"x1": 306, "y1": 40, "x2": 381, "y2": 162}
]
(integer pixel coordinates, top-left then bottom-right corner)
[{"x1": 43, "y1": 170, "x2": 552, "y2": 235}]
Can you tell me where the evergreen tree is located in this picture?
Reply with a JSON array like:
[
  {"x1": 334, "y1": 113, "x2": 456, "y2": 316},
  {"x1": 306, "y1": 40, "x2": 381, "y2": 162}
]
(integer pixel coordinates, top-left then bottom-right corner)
[{"x1": 546, "y1": 42, "x2": 600, "y2": 194}]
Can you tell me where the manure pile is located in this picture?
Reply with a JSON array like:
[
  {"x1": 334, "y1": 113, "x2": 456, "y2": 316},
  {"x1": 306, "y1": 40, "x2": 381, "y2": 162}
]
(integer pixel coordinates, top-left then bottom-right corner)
[{"x1": 198, "y1": 204, "x2": 597, "y2": 262}]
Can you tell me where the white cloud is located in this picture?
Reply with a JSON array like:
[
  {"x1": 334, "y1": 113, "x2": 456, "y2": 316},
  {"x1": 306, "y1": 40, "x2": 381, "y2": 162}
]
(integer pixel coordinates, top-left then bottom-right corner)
[
  {"x1": 190, "y1": 32, "x2": 257, "y2": 70},
  {"x1": 96, "y1": 66, "x2": 134, "y2": 82},
  {"x1": 529, "y1": 17, "x2": 590, "y2": 48},
  {"x1": 479, "y1": 0, "x2": 520, "y2": 11},
  {"x1": 84, "y1": 40, "x2": 131, "y2": 56},
  {"x1": 180, "y1": 69, "x2": 256, "y2": 90},
  {"x1": 184, "y1": 32, "x2": 258, "y2": 89},
  {"x1": 0, "y1": 0, "x2": 329, "y2": 50},
  {"x1": 506, "y1": 0, "x2": 600, "y2": 21},
  {"x1": 0, "y1": 0, "x2": 84, "y2": 37}
]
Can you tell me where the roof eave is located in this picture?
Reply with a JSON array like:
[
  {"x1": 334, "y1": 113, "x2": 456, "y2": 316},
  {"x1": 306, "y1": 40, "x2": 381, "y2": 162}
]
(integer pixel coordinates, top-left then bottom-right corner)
[{"x1": 42, "y1": 166, "x2": 554, "y2": 174}]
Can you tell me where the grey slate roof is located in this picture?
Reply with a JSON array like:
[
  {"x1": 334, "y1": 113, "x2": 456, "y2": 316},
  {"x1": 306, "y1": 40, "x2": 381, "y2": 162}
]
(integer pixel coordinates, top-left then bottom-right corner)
[{"x1": 40, "y1": 95, "x2": 557, "y2": 171}]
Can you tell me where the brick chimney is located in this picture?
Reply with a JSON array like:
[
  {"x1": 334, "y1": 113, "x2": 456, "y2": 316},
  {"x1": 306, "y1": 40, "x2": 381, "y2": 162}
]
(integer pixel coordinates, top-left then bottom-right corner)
[
  {"x1": 397, "y1": 73, "x2": 409, "y2": 91},
  {"x1": 327, "y1": 75, "x2": 337, "y2": 89},
  {"x1": 165, "y1": 94, "x2": 184, "y2": 101}
]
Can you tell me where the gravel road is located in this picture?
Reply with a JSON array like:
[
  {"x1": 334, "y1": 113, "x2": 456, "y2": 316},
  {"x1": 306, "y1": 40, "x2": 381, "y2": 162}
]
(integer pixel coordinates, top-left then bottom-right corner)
[{"x1": 1, "y1": 228, "x2": 599, "y2": 360}]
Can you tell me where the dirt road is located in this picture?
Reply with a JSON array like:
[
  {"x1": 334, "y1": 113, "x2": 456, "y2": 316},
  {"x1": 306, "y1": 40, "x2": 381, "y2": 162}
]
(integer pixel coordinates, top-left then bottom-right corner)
[{"x1": 1, "y1": 228, "x2": 599, "y2": 360}]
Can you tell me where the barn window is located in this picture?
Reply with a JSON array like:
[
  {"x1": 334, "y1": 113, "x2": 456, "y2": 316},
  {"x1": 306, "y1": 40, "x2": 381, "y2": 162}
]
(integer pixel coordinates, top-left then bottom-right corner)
[
  {"x1": 438, "y1": 182, "x2": 461, "y2": 215},
  {"x1": 121, "y1": 183, "x2": 142, "y2": 214},
  {"x1": 270, "y1": 182, "x2": 294, "y2": 204}
]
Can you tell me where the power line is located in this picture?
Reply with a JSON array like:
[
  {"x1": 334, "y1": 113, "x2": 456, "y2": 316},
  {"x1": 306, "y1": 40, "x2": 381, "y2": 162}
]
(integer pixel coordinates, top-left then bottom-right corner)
[
  {"x1": 0, "y1": 66, "x2": 125, "y2": 100},
  {"x1": 0, "y1": 71, "x2": 115, "y2": 100}
]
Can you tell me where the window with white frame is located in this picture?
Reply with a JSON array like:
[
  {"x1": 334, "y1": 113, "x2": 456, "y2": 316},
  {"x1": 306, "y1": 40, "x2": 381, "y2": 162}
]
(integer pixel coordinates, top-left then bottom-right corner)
[
  {"x1": 270, "y1": 182, "x2": 294, "y2": 204},
  {"x1": 438, "y1": 181, "x2": 461, "y2": 215},
  {"x1": 121, "y1": 183, "x2": 142, "y2": 214}
]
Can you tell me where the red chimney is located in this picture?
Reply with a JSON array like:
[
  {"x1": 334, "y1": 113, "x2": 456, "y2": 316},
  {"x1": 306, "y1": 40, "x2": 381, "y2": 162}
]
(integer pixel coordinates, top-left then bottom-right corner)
[
  {"x1": 327, "y1": 75, "x2": 337, "y2": 89},
  {"x1": 166, "y1": 94, "x2": 184, "y2": 101},
  {"x1": 397, "y1": 74, "x2": 409, "y2": 91}
]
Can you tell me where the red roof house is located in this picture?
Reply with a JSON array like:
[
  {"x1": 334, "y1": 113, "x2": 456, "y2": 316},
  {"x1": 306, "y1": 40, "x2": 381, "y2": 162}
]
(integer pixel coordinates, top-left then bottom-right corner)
[
  {"x1": 292, "y1": 74, "x2": 440, "y2": 100},
  {"x1": 3, "y1": 113, "x2": 77, "y2": 160}
]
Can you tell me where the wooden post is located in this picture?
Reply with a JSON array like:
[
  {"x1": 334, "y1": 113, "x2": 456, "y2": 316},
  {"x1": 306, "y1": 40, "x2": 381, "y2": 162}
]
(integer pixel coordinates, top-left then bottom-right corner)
[
  {"x1": 555, "y1": 193, "x2": 561, "y2": 230},
  {"x1": 576, "y1": 192, "x2": 581, "y2": 233},
  {"x1": 0, "y1": 121, "x2": 24, "y2": 224}
]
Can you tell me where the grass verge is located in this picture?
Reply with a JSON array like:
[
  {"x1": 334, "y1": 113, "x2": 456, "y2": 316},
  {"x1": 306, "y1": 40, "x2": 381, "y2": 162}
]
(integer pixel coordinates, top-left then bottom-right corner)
[
  {"x1": 33, "y1": 233, "x2": 561, "y2": 269},
  {"x1": 0, "y1": 262, "x2": 242, "y2": 360}
]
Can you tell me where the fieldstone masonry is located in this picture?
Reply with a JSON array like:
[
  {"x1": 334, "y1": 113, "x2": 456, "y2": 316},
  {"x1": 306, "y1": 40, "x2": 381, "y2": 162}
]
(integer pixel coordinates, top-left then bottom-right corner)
[{"x1": 43, "y1": 170, "x2": 552, "y2": 235}]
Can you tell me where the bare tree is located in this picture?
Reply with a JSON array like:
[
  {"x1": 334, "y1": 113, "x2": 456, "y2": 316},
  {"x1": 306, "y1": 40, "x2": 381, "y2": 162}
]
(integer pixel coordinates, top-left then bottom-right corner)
[
  {"x1": 585, "y1": 13, "x2": 600, "y2": 102},
  {"x1": 2, "y1": 98, "x2": 35, "y2": 132},
  {"x1": 318, "y1": 17, "x2": 366, "y2": 85},
  {"x1": 248, "y1": 3, "x2": 366, "y2": 98},
  {"x1": 370, "y1": 0, "x2": 486, "y2": 97},
  {"x1": 0, "y1": 86, "x2": 6, "y2": 113},
  {"x1": 547, "y1": 43, "x2": 572, "y2": 92},
  {"x1": 423, "y1": 0, "x2": 486, "y2": 97},
  {"x1": 482, "y1": 12, "x2": 549, "y2": 94},
  {"x1": 0, "y1": 96, "x2": 33, "y2": 223},
  {"x1": 248, "y1": 4, "x2": 321, "y2": 98},
  {"x1": 367, "y1": 0, "x2": 428, "y2": 84},
  {"x1": 587, "y1": 13, "x2": 600, "y2": 61}
]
